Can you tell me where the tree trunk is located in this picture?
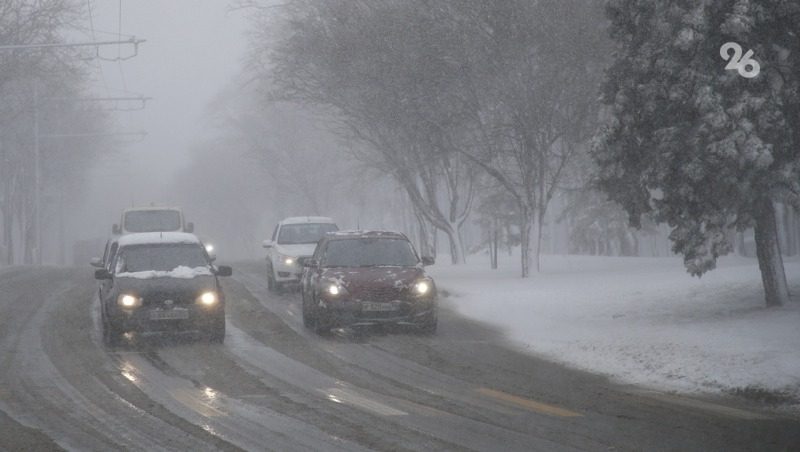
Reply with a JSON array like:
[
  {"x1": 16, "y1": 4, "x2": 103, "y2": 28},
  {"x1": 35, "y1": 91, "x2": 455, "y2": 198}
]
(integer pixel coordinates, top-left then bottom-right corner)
[
  {"x1": 753, "y1": 201, "x2": 790, "y2": 307},
  {"x1": 2, "y1": 208, "x2": 12, "y2": 265},
  {"x1": 490, "y1": 218, "x2": 499, "y2": 270},
  {"x1": 23, "y1": 218, "x2": 34, "y2": 265},
  {"x1": 533, "y1": 211, "x2": 544, "y2": 273},
  {"x1": 444, "y1": 222, "x2": 466, "y2": 264},
  {"x1": 520, "y1": 213, "x2": 535, "y2": 278},
  {"x1": 415, "y1": 210, "x2": 431, "y2": 258}
]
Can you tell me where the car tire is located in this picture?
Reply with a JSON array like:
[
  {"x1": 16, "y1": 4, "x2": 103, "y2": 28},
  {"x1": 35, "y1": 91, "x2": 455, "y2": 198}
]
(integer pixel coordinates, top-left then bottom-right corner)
[
  {"x1": 301, "y1": 291, "x2": 313, "y2": 328},
  {"x1": 266, "y1": 261, "x2": 276, "y2": 291},
  {"x1": 417, "y1": 310, "x2": 438, "y2": 335},
  {"x1": 314, "y1": 317, "x2": 331, "y2": 335},
  {"x1": 103, "y1": 320, "x2": 124, "y2": 347},
  {"x1": 311, "y1": 296, "x2": 331, "y2": 335},
  {"x1": 206, "y1": 316, "x2": 226, "y2": 343}
]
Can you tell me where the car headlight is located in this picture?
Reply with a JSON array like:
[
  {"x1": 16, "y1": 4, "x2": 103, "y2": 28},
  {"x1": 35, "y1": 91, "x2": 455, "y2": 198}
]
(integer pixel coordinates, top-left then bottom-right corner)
[
  {"x1": 197, "y1": 291, "x2": 219, "y2": 306},
  {"x1": 279, "y1": 254, "x2": 296, "y2": 266},
  {"x1": 413, "y1": 279, "x2": 433, "y2": 296},
  {"x1": 117, "y1": 294, "x2": 141, "y2": 308},
  {"x1": 324, "y1": 283, "x2": 347, "y2": 297},
  {"x1": 205, "y1": 244, "x2": 215, "y2": 253}
]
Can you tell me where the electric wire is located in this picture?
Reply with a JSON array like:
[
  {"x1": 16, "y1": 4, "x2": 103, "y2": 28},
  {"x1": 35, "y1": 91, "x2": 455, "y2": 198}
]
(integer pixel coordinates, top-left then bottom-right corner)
[
  {"x1": 117, "y1": 0, "x2": 128, "y2": 91},
  {"x1": 86, "y1": 0, "x2": 110, "y2": 97}
]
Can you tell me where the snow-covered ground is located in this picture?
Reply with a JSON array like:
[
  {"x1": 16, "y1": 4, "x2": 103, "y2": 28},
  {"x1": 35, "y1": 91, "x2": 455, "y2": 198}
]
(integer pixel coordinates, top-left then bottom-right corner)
[{"x1": 429, "y1": 252, "x2": 800, "y2": 406}]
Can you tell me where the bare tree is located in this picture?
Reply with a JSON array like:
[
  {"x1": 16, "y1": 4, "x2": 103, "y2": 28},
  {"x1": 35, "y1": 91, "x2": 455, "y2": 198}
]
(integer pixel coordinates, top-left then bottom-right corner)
[
  {"x1": 432, "y1": 0, "x2": 611, "y2": 276},
  {"x1": 258, "y1": 0, "x2": 475, "y2": 263},
  {"x1": 0, "y1": 0, "x2": 109, "y2": 264}
]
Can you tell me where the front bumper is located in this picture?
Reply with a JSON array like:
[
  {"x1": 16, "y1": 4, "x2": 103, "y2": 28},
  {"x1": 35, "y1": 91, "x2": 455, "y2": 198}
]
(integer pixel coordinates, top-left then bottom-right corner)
[
  {"x1": 273, "y1": 259, "x2": 307, "y2": 283},
  {"x1": 107, "y1": 304, "x2": 224, "y2": 334},
  {"x1": 316, "y1": 297, "x2": 436, "y2": 328}
]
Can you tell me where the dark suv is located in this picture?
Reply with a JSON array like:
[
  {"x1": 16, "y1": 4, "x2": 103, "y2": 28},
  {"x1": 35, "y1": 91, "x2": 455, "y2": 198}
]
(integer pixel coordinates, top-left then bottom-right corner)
[
  {"x1": 94, "y1": 232, "x2": 232, "y2": 345},
  {"x1": 300, "y1": 231, "x2": 437, "y2": 334}
]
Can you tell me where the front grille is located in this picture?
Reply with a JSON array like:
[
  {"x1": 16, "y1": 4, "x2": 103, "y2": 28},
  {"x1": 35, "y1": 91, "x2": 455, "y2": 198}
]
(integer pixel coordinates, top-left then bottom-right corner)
[
  {"x1": 356, "y1": 287, "x2": 403, "y2": 302},
  {"x1": 142, "y1": 292, "x2": 193, "y2": 306}
]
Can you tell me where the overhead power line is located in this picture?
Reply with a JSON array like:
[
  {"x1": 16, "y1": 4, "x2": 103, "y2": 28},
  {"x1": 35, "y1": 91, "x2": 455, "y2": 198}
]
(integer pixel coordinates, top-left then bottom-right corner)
[{"x1": 0, "y1": 38, "x2": 145, "y2": 61}]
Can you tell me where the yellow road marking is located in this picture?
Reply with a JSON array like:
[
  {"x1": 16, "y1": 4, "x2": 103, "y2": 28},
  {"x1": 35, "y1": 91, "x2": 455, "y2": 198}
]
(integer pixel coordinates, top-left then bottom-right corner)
[
  {"x1": 631, "y1": 390, "x2": 773, "y2": 420},
  {"x1": 476, "y1": 387, "x2": 582, "y2": 418}
]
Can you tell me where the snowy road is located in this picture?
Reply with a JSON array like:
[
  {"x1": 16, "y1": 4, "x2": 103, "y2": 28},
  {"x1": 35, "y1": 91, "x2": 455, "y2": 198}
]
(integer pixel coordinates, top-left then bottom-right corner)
[{"x1": 0, "y1": 264, "x2": 797, "y2": 451}]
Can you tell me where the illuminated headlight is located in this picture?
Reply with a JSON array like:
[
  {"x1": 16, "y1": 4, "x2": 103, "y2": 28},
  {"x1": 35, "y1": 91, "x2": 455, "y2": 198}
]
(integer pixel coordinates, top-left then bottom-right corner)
[
  {"x1": 205, "y1": 244, "x2": 214, "y2": 253},
  {"x1": 117, "y1": 294, "x2": 140, "y2": 308},
  {"x1": 198, "y1": 291, "x2": 218, "y2": 306},
  {"x1": 325, "y1": 284, "x2": 346, "y2": 296},
  {"x1": 279, "y1": 254, "x2": 296, "y2": 266},
  {"x1": 413, "y1": 279, "x2": 432, "y2": 296}
]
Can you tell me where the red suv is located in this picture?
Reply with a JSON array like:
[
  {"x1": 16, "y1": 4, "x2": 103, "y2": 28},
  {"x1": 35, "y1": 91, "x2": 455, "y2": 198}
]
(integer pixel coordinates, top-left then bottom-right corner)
[{"x1": 300, "y1": 231, "x2": 437, "y2": 334}]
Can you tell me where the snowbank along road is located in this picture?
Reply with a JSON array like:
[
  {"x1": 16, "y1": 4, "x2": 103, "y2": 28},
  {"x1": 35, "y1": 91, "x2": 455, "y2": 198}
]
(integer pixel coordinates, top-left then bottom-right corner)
[{"x1": 0, "y1": 264, "x2": 798, "y2": 451}]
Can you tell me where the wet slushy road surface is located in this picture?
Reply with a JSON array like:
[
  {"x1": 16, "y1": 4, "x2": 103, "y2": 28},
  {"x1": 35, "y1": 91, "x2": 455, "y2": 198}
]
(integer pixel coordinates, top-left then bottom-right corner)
[{"x1": 0, "y1": 264, "x2": 797, "y2": 451}]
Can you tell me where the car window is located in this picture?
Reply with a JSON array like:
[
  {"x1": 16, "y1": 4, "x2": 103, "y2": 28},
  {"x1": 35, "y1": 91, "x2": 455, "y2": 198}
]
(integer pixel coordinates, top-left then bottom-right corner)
[
  {"x1": 312, "y1": 238, "x2": 326, "y2": 260},
  {"x1": 102, "y1": 240, "x2": 111, "y2": 265},
  {"x1": 115, "y1": 244, "x2": 208, "y2": 273},
  {"x1": 277, "y1": 223, "x2": 338, "y2": 245},
  {"x1": 322, "y1": 238, "x2": 419, "y2": 267},
  {"x1": 106, "y1": 242, "x2": 118, "y2": 271},
  {"x1": 124, "y1": 210, "x2": 181, "y2": 232}
]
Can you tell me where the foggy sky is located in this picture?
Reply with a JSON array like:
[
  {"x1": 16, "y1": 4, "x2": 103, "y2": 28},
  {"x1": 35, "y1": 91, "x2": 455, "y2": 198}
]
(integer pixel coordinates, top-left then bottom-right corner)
[{"x1": 79, "y1": 1, "x2": 248, "y2": 239}]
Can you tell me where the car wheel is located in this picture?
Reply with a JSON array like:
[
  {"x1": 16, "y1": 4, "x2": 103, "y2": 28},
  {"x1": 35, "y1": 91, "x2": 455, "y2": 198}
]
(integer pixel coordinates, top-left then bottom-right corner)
[
  {"x1": 206, "y1": 316, "x2": 226, "y2": 343},
  {"x1": 266, "y1": 261, "x2": 276, "y2": 291},
  {"x1": 311, "y1": 296, "x2": 331, "y2": 335},
  {"x1": 301, "y1": 291, "x2": 313, "y2": 328},
  {"x1": 417, "y1": 310, "x2": 438, "y2": 335},
  {"x1": 103, "y1": 320, "x2": 124, "y2": 347}
]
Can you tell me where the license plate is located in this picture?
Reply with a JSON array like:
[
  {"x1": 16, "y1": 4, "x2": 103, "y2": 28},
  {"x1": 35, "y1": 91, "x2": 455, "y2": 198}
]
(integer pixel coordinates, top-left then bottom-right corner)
[
  {"x1": 149, "y1": 308, "x2": 189, "y2": 320},
  {"x1": 362, "y1": 302, "x2": 398, "y2": 312}
]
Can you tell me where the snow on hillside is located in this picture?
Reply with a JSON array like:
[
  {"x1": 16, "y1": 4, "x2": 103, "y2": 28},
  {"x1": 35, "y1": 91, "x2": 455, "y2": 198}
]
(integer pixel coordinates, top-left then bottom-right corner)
[{"x1": 429, "y1": 253, "x2": 800, "y2": 406}]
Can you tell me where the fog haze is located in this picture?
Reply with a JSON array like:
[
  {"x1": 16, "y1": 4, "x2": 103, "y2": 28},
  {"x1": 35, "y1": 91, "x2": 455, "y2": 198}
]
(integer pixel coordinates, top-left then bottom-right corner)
[{"x1": 78, "y1": 1, "x2": 248, "y2": 242}]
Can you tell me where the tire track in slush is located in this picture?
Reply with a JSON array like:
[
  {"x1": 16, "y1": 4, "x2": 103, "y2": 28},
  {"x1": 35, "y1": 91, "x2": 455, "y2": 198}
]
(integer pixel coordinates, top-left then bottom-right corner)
[
  {"x1": 0, "y1": 268, "x2": 214, "y2": 451},
  {"x1": 92, "y1": 298, "x2": 371, "y2": 452},
  {"x1": 231, "y1": 266, "x2": 579, "y2": 451}
]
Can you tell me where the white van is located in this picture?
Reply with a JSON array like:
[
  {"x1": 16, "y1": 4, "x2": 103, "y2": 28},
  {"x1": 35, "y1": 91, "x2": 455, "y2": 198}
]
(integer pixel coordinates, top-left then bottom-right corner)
[{"x1": 113, "y1": 206, "x2": 193, "y2": 235}]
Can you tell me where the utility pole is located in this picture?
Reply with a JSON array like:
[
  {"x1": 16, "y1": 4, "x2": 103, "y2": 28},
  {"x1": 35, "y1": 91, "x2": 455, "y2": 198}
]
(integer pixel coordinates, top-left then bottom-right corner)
[
  {"x1": 1, "y1": 38, "x2": 146, "y2": 265},
  {"x1": 33, "y1": 84, "x2": 41, "y2": 264}
]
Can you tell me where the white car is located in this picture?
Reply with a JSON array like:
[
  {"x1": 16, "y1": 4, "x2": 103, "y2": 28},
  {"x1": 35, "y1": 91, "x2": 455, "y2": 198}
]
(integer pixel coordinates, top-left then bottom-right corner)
[{"x1": 262, "y1": 216, "x2": 338, "y2": 291}]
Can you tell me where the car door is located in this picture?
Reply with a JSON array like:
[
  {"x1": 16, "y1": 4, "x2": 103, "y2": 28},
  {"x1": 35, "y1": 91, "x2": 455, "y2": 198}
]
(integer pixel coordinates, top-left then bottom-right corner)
[
  {"x1": 99, "y1": 243, "x2": 119, "y2": 308},
  {"x1": 308, "y1": 239, "x2": 328, "y2": 297},
  {"x1": 267, "y1": 224, "x2": 279, "y2": 265},
  {"x1": 301, "y1": 237, "x2": 323, "y2": 293}
]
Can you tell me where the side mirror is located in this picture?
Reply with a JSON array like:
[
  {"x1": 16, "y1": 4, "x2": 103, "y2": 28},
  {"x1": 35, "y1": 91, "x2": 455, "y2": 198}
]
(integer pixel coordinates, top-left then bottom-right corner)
[
  {"x1": 302, "y1": 258, "x2": 318, "y2": 268},
  {"x1": 185, "y1": 222, "x2": 194, "y2": 233},
  {"x1": 95, "y1": 269, "x2": 112, "y2": 280},
  {"x1": 421, "y1": 256, "x2": 435, "y2": 266},
  {"x1": 90, "y1": 257, "x2": 103, "y2": 268},
  {"x1": 112, "y1": 224, "x2": 120, "y2": 235},
  {"x1": 215, "y1": 265, "x2": 232, "y2": 277},
  {"x1": 262, "y1": 240, "x2": 273, "y2": 249}
]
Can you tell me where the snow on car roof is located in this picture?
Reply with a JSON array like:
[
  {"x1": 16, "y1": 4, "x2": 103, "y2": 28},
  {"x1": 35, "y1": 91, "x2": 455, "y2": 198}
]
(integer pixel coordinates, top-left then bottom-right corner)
[
  {"x1": 327, "y1": 230, "x2": 408, "y2": 239},
  {"x1": 116, "y1": 232, "x2": 201, "y2": 247},
  {"x1": 280, "y1": 216, "x2": 335, "y2": 225},
  {"x1": 123, "y1": 206, "x2": 182, "y2": 212}
]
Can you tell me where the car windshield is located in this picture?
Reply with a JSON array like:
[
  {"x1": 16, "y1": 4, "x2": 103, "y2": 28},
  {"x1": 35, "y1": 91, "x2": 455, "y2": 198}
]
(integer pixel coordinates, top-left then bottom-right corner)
[
  {"x1": 277, "y1": 223, "x2": 338, "y2": 244},
  {"x1": 115, "y1": 243, "x2": 207, "y2": 273},
  {"x1": 124, "y1": 210, "x2": 181, "y2": 232},
  {"x1": 322, "y1": 238, "x2": 419, "y2": 267}
]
